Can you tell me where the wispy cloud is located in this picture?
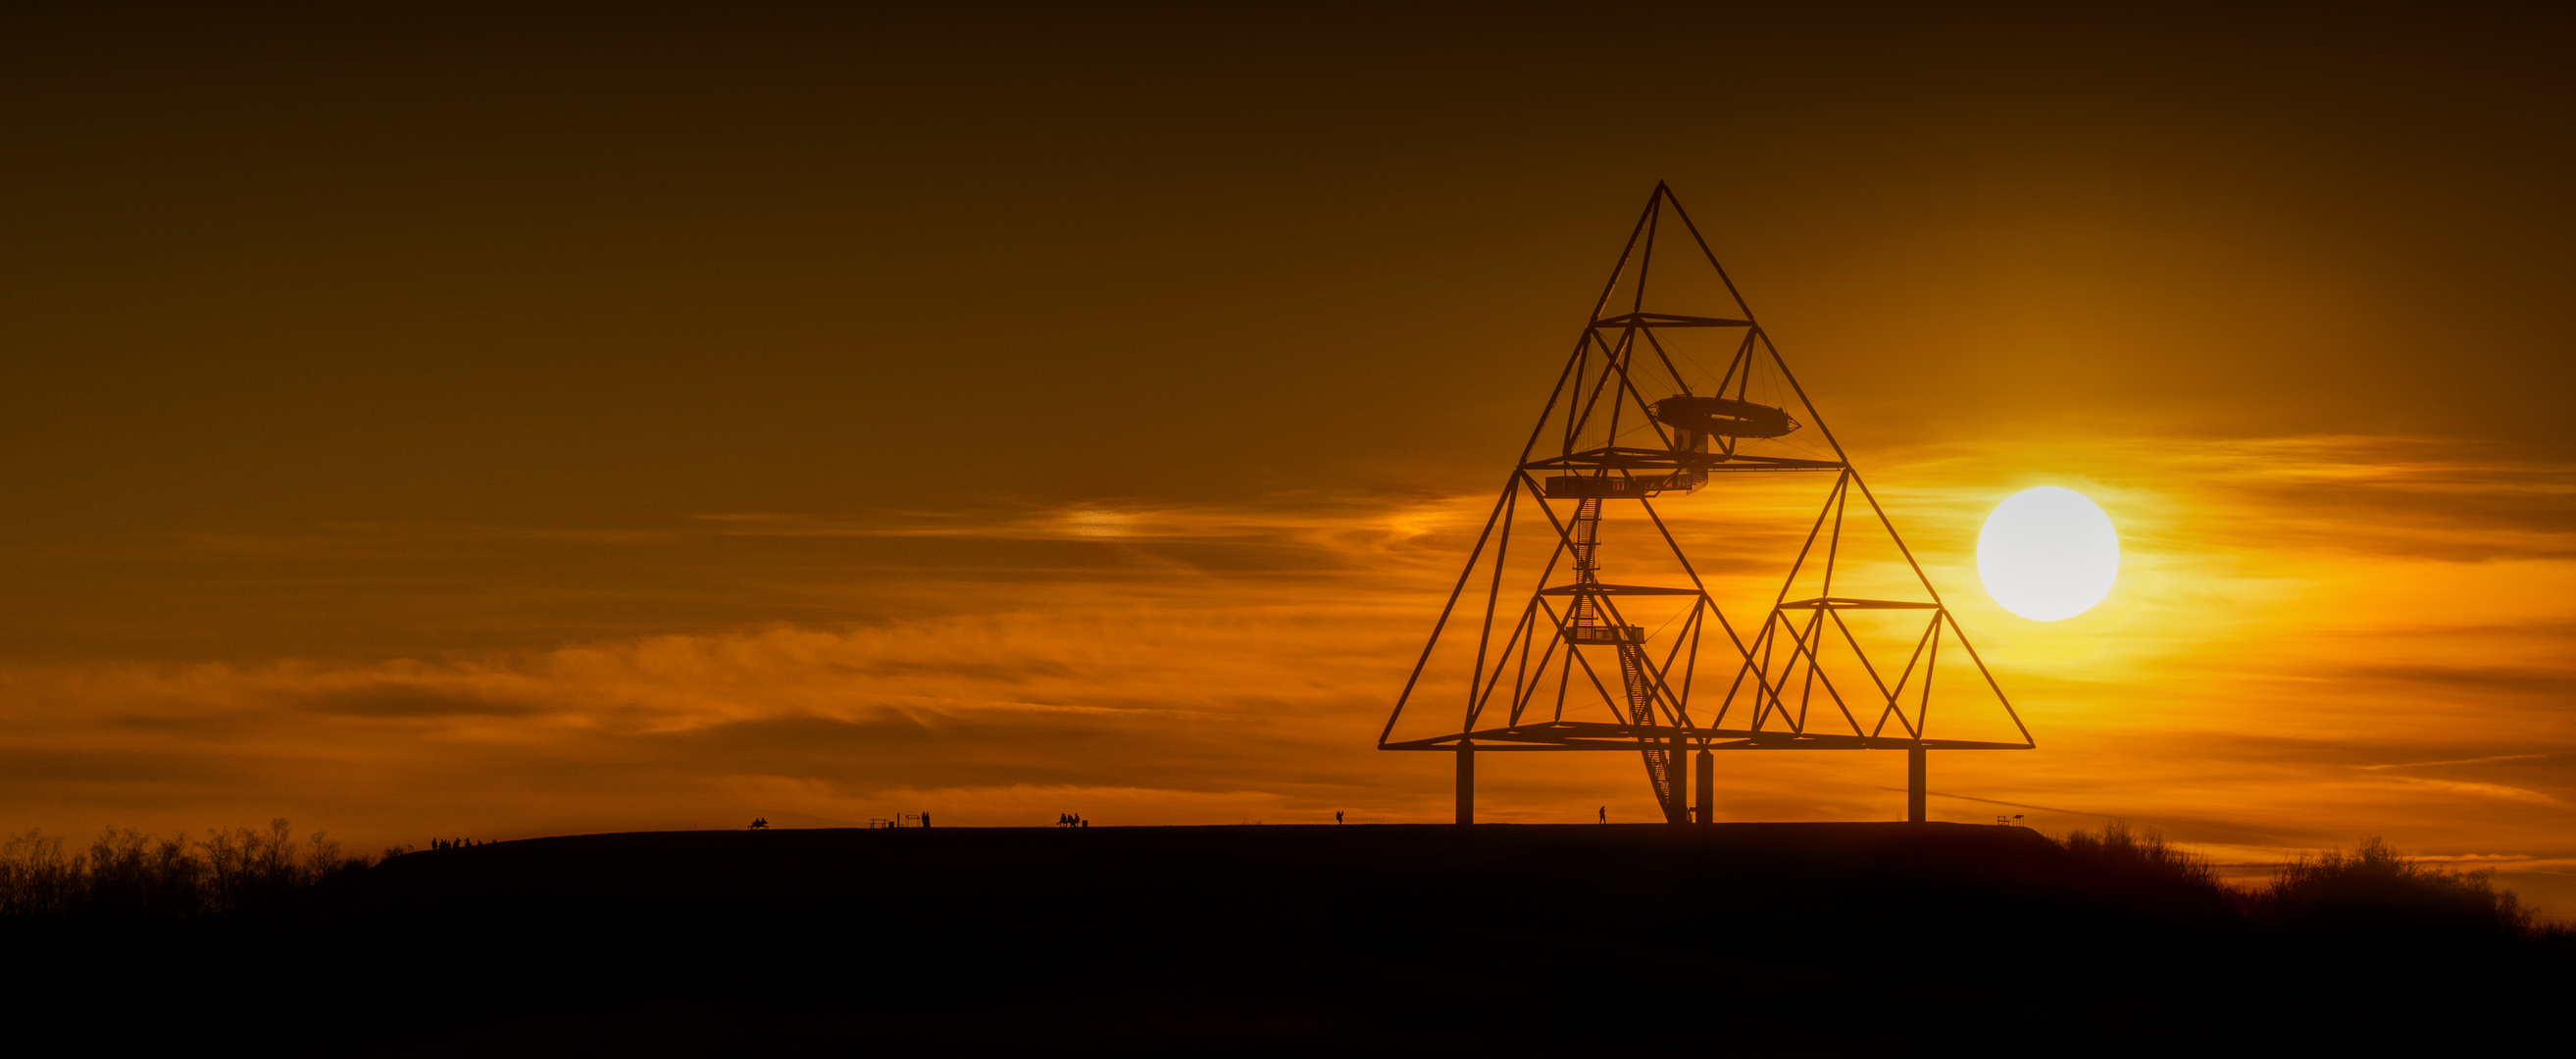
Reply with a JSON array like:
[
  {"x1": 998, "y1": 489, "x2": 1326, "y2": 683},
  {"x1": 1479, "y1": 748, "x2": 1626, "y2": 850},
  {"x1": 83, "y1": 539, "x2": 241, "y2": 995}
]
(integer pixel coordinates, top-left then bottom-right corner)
[
  {"x1": 2362, "y1": 776, "x2": 2567, "y2": 808},
  {"x1": 2358, "y1": 754, "x2": 2549, "y2": 771}
]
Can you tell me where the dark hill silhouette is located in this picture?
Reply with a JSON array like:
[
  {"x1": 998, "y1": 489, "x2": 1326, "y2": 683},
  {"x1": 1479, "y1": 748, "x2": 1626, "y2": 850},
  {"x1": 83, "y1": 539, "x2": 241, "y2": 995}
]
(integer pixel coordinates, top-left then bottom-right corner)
[{"x1": 6, "y1": 823, "x2": 2563, "y2": 1054}]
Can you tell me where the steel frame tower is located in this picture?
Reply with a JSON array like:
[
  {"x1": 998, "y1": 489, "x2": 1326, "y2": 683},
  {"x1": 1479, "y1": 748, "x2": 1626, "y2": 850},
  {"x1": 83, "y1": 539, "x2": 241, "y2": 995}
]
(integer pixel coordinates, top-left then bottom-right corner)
[{"x1": 1378, "y1": 184, "x2": 2033, "y2": 824}]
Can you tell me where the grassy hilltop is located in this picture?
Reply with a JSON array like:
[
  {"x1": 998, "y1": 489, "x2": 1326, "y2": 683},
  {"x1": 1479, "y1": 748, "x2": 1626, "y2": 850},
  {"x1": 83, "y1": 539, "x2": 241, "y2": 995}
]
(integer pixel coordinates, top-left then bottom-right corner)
[{"x1": 4, "y1": 822, "x2": 2564, "y2": 1053}]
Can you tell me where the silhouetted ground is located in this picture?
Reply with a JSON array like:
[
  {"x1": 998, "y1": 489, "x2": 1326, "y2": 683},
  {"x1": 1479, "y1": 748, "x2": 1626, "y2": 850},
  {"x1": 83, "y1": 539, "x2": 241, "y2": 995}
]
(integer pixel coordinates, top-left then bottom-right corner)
[{"x1": 7, "y1": 823, "x2": 2564, "y2": 1054}]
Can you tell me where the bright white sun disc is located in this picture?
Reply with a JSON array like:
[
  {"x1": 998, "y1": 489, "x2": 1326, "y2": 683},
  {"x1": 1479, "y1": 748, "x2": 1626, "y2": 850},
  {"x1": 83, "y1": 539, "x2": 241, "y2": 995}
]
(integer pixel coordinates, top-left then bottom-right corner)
[{"x1": 1977, "y1": 486, "x2": 2119, "y2": 621}]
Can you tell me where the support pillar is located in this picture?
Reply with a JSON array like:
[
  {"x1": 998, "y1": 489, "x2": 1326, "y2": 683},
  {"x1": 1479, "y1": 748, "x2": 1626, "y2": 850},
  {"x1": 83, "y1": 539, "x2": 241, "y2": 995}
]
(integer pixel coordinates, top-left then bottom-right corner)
[
  {"x1": 1456, "y1": 743, "x2": 1475, "y2": 826},
  {"x1": 1907, "y1": 744, "x2": 1926, "y2": 823},
  {"x1": 1667, "y1": 734, "x2": 1689, "y2": 824},
  {"x1": 1694, "y1": 748, "x2": 1713, "y2": 825}
]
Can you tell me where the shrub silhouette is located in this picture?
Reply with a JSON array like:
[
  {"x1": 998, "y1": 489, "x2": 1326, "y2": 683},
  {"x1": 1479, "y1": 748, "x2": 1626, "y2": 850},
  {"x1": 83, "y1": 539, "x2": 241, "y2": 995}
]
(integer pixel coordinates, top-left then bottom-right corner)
[
  {"x1": 2254, "y1": 836, "x2": 2535, "y2": 939},
  {"x1": 0, "y1": 830, "x2": 80, "y2": 918},
  {"x1": 81, "y1": 828, "x2": 206, "y2": 919},
  {"x1": 0, "y1": 819, "x2": 354, "y2": 920},
  {"x1": 2062, "y1": 821, "x2": 2224, "y2": 890}
]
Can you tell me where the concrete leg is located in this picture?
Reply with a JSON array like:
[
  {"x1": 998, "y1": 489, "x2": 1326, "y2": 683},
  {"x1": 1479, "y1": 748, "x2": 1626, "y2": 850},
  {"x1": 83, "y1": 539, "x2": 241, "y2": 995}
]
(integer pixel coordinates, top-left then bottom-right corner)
[
  {"x1": 1907, "y1": 744, "x2": 1926, "y2": 823},
  {"x1": 1456, "y1": 745, "x2": 1475, "y2": 826},
  {"x1": 1667, "y1": 734, "x2": 1688, "y2": 824},
  {"x1": 1695, "y1": 748, "x2": 1714, "y2": 825}
]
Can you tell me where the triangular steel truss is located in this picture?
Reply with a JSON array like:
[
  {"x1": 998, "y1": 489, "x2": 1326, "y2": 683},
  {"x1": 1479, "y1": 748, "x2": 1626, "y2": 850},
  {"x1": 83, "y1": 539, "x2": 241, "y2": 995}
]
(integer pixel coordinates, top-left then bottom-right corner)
[{"x1": 1379, "y1": 184, "x2": 2033, "y2": 825}]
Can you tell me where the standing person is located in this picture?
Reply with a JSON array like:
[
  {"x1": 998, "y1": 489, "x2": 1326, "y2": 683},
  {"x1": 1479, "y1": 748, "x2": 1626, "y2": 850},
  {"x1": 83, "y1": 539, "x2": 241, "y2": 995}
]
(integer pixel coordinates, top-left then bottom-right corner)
[
  {"x1": 1597, "y1": 806, "x2": 1606, "y2": 824},
  {"x1": 1335, "y1": 811, "x2": 1344, "y2": 825}
]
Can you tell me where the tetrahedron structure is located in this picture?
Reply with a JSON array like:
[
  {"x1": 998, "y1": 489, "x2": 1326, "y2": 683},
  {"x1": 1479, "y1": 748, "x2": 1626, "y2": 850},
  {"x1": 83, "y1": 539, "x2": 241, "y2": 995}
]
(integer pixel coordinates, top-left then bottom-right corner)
[{"x1": 1378, "y1": 183, "x2": 2033, "y2": 825}]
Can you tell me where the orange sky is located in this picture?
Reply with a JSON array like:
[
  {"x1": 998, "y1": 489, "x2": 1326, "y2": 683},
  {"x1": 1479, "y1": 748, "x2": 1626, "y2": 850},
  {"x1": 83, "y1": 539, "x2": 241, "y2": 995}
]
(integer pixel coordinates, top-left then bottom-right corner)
[{"x1": 2, "y1": 6, "x2": 2571, "y2": 915}]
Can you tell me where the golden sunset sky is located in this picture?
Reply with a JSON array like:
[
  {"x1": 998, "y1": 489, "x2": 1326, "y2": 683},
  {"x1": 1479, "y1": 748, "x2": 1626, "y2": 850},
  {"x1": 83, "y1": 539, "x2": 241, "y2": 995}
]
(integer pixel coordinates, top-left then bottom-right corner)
[{"x1": 3, "y1": 6, "x2": 2571, "y2": 912}]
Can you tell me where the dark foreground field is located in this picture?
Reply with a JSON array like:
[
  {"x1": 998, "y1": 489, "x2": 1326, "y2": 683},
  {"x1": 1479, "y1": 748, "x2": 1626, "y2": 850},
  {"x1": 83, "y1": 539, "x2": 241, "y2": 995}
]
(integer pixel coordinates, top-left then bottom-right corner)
[{"x1": 8, "y1": 823, "x2": 2565, "y2": 1054}]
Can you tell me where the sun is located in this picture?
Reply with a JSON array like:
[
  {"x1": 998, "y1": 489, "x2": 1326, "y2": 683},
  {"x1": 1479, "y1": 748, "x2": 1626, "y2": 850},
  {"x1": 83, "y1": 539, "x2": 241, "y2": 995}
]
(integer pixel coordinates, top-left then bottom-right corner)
[{"x1": 1977, "y1": 486, "x2": 2120, "y2": 621}]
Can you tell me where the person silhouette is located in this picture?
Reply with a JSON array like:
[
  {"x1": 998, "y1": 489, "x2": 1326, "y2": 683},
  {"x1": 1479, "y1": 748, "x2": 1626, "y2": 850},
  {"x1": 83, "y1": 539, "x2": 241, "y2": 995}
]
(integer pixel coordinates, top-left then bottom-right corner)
[
  {"x1": 1335, "y1": 810, "x2": 1344, "y2": 825},
  {"x1": 1598, "y1": 806, "x2": 1606, "y2": 824}
]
